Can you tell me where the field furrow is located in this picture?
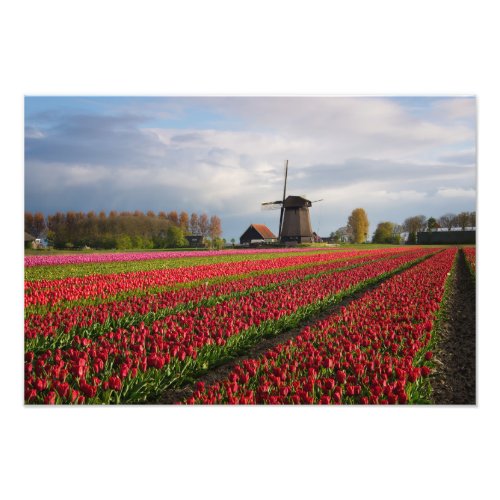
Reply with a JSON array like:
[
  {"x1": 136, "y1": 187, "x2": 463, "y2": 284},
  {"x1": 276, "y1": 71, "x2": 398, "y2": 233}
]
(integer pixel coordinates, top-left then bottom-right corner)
[{"x1": 184, "y1": 248, "x2": 456, "y2": 404}]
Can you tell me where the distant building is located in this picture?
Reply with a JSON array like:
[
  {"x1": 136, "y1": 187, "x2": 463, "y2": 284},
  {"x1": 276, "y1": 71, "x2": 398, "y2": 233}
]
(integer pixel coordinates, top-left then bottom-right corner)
[
  {"x1": 186, "y1": 235, "x2": 204, "y2": 247},
  {"x1": 417, "y1": 230, "x2": 476, "y2": 244},
  {"x1": 240, "y1": 224, "x2": 277, "y2": 245}
]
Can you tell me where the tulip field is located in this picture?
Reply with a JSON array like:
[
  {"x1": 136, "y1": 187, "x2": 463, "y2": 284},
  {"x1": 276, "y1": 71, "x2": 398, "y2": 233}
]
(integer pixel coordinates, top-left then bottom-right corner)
[{"x1": 24, "y1": 245, "x2": 465, "y2": 404}]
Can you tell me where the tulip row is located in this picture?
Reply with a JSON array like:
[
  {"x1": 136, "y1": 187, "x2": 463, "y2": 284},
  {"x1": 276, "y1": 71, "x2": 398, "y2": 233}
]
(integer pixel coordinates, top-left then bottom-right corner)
[
  {"x1": 25, "y1": 248, "x2": 403, "y2": 308},
  {"x1": 25, "y1": 249, "x2": 344, "y2": 282},
  {"x1": 24, "y1": 248, "x2": 438, "y2": 403},
  {"x1": 462, "y1": 247, "x2": 475, "y2": 277},
  {"x1": 25, "y1": 249, "x2": 398, "y2": 349},
  {"x1": 25, "y1": 246, "x2": 331, "y2": 268},
  {"x1": 184, "y1": 248, "x2": 456, "y2": 404},
  {"x1": 25, "y1": 249, "x2": 384, "y2": 315}
]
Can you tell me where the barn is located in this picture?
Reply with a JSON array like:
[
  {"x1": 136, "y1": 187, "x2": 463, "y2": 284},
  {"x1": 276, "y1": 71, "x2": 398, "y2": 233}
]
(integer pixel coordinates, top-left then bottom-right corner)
[{"x1": 240, "y1": 224, "x2": 277, "y2": 245}]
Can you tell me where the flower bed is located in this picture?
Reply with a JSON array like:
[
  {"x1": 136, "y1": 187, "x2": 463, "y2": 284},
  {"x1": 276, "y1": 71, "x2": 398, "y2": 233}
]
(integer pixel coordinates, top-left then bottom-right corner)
[{"x1": 185, "y1": 248, "x2": 456, "y2": 404}]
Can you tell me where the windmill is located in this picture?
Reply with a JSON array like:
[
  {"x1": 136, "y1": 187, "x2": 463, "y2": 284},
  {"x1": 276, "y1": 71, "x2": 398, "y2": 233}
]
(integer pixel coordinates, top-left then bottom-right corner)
[{"x1": 262, "y1": 160, "x2": 323, "y2": 243}]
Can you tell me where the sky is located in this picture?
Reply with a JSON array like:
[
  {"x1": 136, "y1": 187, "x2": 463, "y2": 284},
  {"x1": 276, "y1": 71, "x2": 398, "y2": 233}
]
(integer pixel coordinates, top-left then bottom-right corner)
[{"x1": 24, "y1": 96, "x2": 476, "y2": 240}]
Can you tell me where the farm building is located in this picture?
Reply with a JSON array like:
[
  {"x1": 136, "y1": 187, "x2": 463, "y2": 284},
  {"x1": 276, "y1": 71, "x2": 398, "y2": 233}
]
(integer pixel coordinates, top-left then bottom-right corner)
[
  {"x1": 417, "y1": 230, "x2": 476, "y2": 244},
  {"x1": 186, "y1": 235, "x2": 204, "y2": 247},
  {"x1": 240, "y1": 224, "x2": 277, "y2": 245}
]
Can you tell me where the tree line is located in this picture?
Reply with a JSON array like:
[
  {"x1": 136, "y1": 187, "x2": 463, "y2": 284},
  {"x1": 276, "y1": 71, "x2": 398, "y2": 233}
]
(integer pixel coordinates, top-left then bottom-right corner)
[
  {"x1": 25, "y1": 210, "x2": 223, "y2": 249},
  {"x1": 330, "y1": 209, "x2": 476, "y2": 244},
  {"x1": 398, "y1": 211, "x2": 476, "y2": 244}
]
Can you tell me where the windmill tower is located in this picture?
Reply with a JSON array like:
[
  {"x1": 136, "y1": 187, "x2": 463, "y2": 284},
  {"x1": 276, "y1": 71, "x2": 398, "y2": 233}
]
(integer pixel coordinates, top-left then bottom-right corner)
[{"x1": 262, "y1": 160, "x2": 323, "y2": 243}]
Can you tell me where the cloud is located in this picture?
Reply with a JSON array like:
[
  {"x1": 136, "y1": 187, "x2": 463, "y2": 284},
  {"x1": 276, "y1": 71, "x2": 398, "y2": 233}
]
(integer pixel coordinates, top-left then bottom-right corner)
[
  {"x1": 438, "y1": 150, "x2": 476, "y2": 166},
  {"x1": 436, "y1": 187, "x2": 476, "y2": 198},
  {"x1": 24, "y1": 96, "x2": 477, "y2": 238},
  {"x1": 25, "y1": 126, "x2": 45, "y2": 139},
  {"x1": 430, "y1": 97, "x2": 476, "y2": 121}
]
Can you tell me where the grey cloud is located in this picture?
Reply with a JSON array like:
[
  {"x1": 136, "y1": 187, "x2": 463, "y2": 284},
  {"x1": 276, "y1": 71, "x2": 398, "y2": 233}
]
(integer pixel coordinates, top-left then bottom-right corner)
[
  {"x1": 285, "y1": 159, "x2": 476, "y2": 195},
  {"x1": 170, "y1": 132, "x2": 205, "y2": 143},
  {"x1": 25, "y1": 112, "x2": 159, "y2": 166},
  {"x1": 438, "y1": 151, "x2": 476, "y2": 165}
]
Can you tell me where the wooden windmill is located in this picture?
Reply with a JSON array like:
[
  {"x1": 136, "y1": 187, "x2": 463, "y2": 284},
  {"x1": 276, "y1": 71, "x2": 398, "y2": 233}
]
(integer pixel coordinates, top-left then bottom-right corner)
[{"x1": 262, "y1": 160, "x2": 323, "y2": 243}]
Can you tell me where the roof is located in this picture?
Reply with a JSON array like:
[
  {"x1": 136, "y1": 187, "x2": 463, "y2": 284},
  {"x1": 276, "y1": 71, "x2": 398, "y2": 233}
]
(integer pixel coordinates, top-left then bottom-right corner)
[
  {"x1": 24, "y1": 232, "x2": 36, "y2": 242},
  {"x1": 249, "y1": 224, "x2": 276, "y2": 239},
  {"x1": 284, "y1": 195, "x2": 312, "y2": 207}
]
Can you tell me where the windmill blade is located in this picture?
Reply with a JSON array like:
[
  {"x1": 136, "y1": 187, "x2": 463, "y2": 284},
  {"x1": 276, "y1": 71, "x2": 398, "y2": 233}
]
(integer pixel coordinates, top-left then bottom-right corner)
[
  {"x1": 261, "y1": 204, "x2": 282, "y2": 211},
  {"x1": 261, "y1": 200, "x2": 283, "y2": 206},
  {"x1": 311, "y1": 199, "x2": 324, "y2": 203},
  {"x1": 279, "y1": 160, "x2": 288, "y2": 239}
]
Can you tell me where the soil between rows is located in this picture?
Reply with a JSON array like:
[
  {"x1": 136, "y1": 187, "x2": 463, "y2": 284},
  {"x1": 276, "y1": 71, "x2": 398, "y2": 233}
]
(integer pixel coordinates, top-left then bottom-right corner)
[
  {"x1": 154, "y1": 256, "x2": 435, "y2": 404},
  {"x1": 430, "y1": 250, "x2": 476, "y2": 404}
]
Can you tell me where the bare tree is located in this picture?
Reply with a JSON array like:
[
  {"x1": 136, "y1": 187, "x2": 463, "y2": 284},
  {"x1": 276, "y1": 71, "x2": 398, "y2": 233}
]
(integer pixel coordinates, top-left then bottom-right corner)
[
  {"x1": 189, "y1": 213, "x2": 199, "y2": 235},
  {"x1": 469, "y1": 211, "x2": 476, "y2": 228},
  {"x1": 456, "y1": 212, "x2": 470, "y2": 230},
  {"x1": 167, "y1": 211, "x2": 179, "y2": 226},
  {"x1": 403, "y1": 215, "x2": 426, "y2": 234},
  {"x1": 209, "y1": 215, "x2": 222, "y2": 241},
  {"x1": 438, "y1": 213, "x2": 457, "y2": 231},
  {"x1": 198, "y1": 213, "x2": 210, "y2": 238}
]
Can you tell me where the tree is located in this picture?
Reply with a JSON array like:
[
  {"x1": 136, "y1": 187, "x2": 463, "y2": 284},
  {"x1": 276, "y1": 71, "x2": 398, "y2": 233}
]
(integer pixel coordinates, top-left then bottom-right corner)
[
  {"x1": 438, "y1": 213, "x2": 456, "y2": 231},
  {"x1": 198, "y1": 213, "x2": 210, "y2": 238},
  {"x1": 426, "y1": 217, "x2": 439, "y2": 232},
  {"x1": 190, "y1": 213, "x2": 199, "y2": 235},
  {"x1": 165, "y1": 225, "x2": 188, "y2": 247},
  {"x1": 469, "y1": 211, "x2": 476, "y2": 228},
  {"x1": 330, "y1": 227, "x2": 350, "y2": 243},
  {"x1": 209, "y1": 215, "x2": 222, "y2": 242},
  {"x1": 456, "y1": 211, "x2": 470, "y2": 230},
  {"x1": 167, "y1": 211, "x2": 179, "y2": 227},
  {"x1": 25, "y1": 212, "x2": 34, "y2": 236},
  {"x1": 403, "y1": 215, "x2": 426, "y2": 243},
  {"x1": 32, "y1": 212, "x2": 47, "y2": 238},
  {"x1": 347, "y1": 208, "x2": 369, "y2": 243},
  {"x1": 372, "y1": 222, "x2": 395, "y2": 243},
  {"x1": 179, "y1": 211, "x2": 189, "y2": 233}
]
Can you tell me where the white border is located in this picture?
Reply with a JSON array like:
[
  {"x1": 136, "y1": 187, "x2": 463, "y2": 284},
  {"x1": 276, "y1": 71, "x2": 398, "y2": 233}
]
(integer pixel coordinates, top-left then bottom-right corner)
[{"x1": 2, "y1": 1, "x2": 498, "y2": 499}]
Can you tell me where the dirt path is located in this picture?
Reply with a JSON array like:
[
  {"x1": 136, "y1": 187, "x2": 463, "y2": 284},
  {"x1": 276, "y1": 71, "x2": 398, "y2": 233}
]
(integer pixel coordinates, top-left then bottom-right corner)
[{"x1": 430, "y1": 249, "x2": 476, "y2": 404}]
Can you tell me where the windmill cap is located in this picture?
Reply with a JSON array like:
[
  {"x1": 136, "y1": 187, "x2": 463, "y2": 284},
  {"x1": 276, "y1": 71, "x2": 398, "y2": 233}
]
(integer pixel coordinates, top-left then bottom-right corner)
[{"x1": 284, "y1": 195, "x2": 312, "y2": 207}]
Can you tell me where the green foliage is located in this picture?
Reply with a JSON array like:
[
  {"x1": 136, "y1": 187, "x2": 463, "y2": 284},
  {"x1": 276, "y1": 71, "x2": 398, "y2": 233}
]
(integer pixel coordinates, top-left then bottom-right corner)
[
  {"x1": 210, "y1": 237, "x2": 225, "y2": 250},
  {"x1": 116, "y1": 234, "x2": 133, "y2": 249},
  {"x1": 372, "y1": 222, "x2": 395, "y2": 244},
  {"x1": 427, "y1": 217, "x2": 439, "y2": 232},
  {"x1": 43, "y1": 210, "x2": 220, "y2": 250},
  {"x1": 165, "y1": 225, "x2": 188, "y2": 248},
  {"x1": 347, "y1": 209, "x2": 369, "y2": 243}
]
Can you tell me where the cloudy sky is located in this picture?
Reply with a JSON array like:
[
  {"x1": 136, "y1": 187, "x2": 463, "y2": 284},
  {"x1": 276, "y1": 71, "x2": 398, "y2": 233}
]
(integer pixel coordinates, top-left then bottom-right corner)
[{"x1": 24, "y1": 96, "x2": 476, "y2": 240}]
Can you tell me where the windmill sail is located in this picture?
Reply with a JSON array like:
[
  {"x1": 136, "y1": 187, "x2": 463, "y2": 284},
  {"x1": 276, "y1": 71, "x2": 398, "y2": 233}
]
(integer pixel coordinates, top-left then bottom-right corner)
[{"x1": 278, "y1": 160, "x2": 288, "y2": 239}]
